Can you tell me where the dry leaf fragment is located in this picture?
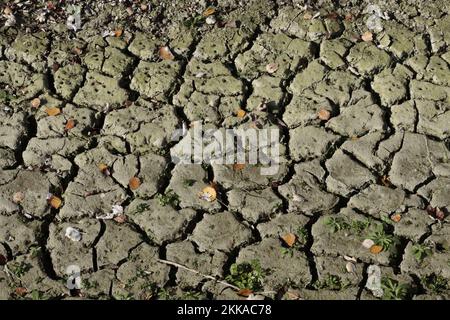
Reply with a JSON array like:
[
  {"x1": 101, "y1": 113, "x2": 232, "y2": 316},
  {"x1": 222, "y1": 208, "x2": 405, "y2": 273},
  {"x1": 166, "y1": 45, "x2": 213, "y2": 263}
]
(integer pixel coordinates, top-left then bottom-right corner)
[
  {"x1": 326, "y1": 12, "x2": 339, "y2": 20},
  {"x1": 114, "y1": 28, "x2": 123, "y2": 37},
  {"x1": 49, "y1": 195, "x2": 62, "y2": 209},
  {"x1": 370, "y1": 244, "x2": 383, "y2": 254},
  {"x1": 303, "y1": 12, "x2": 313, "y2": 20},
  {"x1": 15, "y1": 287, "x2": 27, "y2": 297},
  {"x1": 72, "y1": 47, "x2": 82, "y2": 55},
  {"x1": 203, "y1": 7, "x2": 216, "y2": 17},
  {"x1": 113, "y1": 214, "x2": 127, "y2": 224},
  {"x1": 361, "y1": 31, "x2": 373, "y2": 42},
  {"x1": 45, "y1": 107, "x2": 61, "y2": 116},
  {"x1": 237, "y1": 288, "x2": 253, "y2": 297},
  {"x1": 281, "y1": 233, "x2": 296, "y2": 247},
  {"x1": 426, "y1": 205, "x2": 446, "y2": 221},
  {"x1": 233, "y1": 163, "x2": 246, "y2": 171},
  {"x1": 265, "y1": 62, "x2": 278, "y2": 74},
  {"x1": 12, "y1": 191, "x2": 25, "y2": 203},
  {"x1": 3, "y1": 7, "x2": 13, "y2": 15},
  {"x1": 30, "y1": 98, "x2": 41, "y2": 109},
  {"x1": 199, "y1": 186, "x2": 217, "y2": 202},
  {"x1": 391, "y1": 213, "x2": 402, "y2": 223},
  {"x1": 380, "y1": 175, "x2": 392, "y2": 187},
  {"x1": 236, "y1": 109, "x2": 246, "y2": 118},
  {"x1": 435, "y1": 208, "x2": 445, "y2": 221},
  {"x1": 344, "y1": 13, "x2": 353, "y2": 21},
  {"x1": 65, "y1": 119, "x2": 76, "y2": 131},
  {"x1": 159, "y1": 46, "x2": 175, "y2": 61},
  {"x1": 129, "y1": 177, "x2": 141, "y2": 190},
  {"x1": 317, "y1": 109, "x2": 331, "y2": 121},
  {"x1": 98, "y1": 163, "x2": 110, "y2": 176}
]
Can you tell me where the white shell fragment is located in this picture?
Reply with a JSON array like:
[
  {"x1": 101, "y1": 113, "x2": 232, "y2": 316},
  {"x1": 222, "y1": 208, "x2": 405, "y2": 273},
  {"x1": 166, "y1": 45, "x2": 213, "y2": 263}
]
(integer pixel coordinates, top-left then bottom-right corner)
[
  {"x1": 362, "y1": 238, "x2": 375, "y2": 249},
  {"x1": 205, "y1": 16, "x2": 216, "y2": 25},
  {"x1": 65, "y1": 227, "x2": 82, "y2": 242},
  {"x1": 346, "y1": 262, "x2": 356, "y2": 273}
]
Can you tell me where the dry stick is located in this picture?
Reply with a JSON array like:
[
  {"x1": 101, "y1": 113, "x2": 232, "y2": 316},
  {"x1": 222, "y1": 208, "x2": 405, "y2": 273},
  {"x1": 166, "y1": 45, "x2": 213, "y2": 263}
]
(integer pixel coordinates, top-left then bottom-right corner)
[{"x1": 157, "y1": 258, "x2": 240, "y2": 290}]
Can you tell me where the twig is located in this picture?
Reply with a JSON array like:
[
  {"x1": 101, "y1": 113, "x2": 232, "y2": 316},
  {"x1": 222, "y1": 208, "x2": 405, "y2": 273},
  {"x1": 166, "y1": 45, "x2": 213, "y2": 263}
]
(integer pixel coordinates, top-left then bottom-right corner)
[{"x1": 156, "y1": 258, "x2": 240, "y2": 291}]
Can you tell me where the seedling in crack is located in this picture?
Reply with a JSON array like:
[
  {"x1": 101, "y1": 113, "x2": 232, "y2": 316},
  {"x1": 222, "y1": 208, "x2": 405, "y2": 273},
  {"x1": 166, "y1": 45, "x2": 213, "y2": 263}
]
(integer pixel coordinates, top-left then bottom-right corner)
[
  {"x1": 182, "y1": 179, "x2": 196, "y2": 187},
  {"x1": 9, "y1": 261, "x2": 32, "y2": 278},
  {"x1": 422, "y1": 274, "x2": 448, "y2": 294},
  {"x1": 324, "y1": 217, "x2": 350, "y2": 233},
  {"x1": 313, "y1": 275, "x2": 351, "y2": 291},
  {"x1": 381, "y1": 277, "x2": 410, "y2": 300},
  {"x1": 134, "y1": 202, "x2": 150, "y2": 214},
  {"x1": 156, "y1": 189, "x2": 180, "y2": 207},
  {"x1": 225, "y1": 260, "x2": 265, "y2": 291},
  {"x1": 368, "y1": 227, "x2": 394, "y2": 251},
  {"x1": 412, "y1": 243, "x2": 432, "y2": 263}
]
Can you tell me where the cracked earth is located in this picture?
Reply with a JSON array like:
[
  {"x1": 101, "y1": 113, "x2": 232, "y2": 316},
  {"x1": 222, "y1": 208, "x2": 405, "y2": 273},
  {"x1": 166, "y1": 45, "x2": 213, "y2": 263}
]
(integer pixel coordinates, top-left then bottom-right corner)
[{"x1": 0, "y1": 0, "x2": 450, "y2": 300}]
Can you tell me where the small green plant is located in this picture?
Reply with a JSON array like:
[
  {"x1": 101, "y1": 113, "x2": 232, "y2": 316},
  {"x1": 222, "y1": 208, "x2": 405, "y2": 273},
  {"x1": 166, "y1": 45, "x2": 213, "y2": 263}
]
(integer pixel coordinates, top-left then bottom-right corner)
[
  {"x1": 134, "y1": 202, "x2": 150, "y2": 214},
  {"x1": 422, "y1": 274, "x2": 448, "y2": 294},
  {"x1": 9, "y1": 261, "x2": 32, "y2": 278},
  {"x1": 183, "y1": 179, "x2": 196, "y2": 187},
  {"x1": 296, "y1": 226, "x2": 309, "y2": 245},
  {"x1": 156, "y1": 189, "x2": 180, "y2": 207},
  {"x1": 381, "y1": 278, "x2": 409, "y2": 300},
  {"x1": 313, "y1": 275, "x2": 351, "y2": 291},
  {"x1": 225, "y1": 260, "x2": 265, "y2": 291},
  {"x1": 324, "y1": 217, "x2": 350, "y2": 233},
  {"x1": 115, "y1": 292, "x2": 134, "y2": 300},
  {"x1": 369, "y1": 227, "x2": 394, "y2": 251},
  {"x1": 30, "y1": 290, "x2": 48, "y2": 300},
  {"x1": 82, "y1": 279, "x2": 99, "y2": 291},
  {"x1": 412, "y1": 243, "x2": 432, "y2": 263},
  {"x1": 351, "y1": 219, "x2": 371, "y2": 234},
  {"x1": 157, "y1": 287, "x2": 173, "y2": 300},
  {"x1": 0, "y1": 90, "x2": 15, "y2": 102},
  {"x1": 181, "y1": 290, "x2": 203, "y2": 300},
  {"x1": 281, "y1": 247, "x2": 295, "y2": 257}
]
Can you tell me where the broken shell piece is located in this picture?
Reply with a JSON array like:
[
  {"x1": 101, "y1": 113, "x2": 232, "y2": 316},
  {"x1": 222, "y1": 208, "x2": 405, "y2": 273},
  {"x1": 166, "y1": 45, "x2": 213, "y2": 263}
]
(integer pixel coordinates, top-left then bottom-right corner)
[
  {"x1": 205, "y1": 16, "x2": 216, "y2": 25},
  {"x1": 362, "y1": 238, "x2": 375, "y2": 249},
  {"x1": 344, "y1": 255, "x2": 357, "y2": 263},
  {"x1": 346, "y1": 262, "x2": 356, "y2": 273},
  {"x1": 12, "y1": 191, "x2": 25, "y2": 203},
  {"x1": 65, "y1": 227, "x2": 82, "y2": 242},
  {"x1": 96, "y1": 205, "x2": 124, "y2": 220}
]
